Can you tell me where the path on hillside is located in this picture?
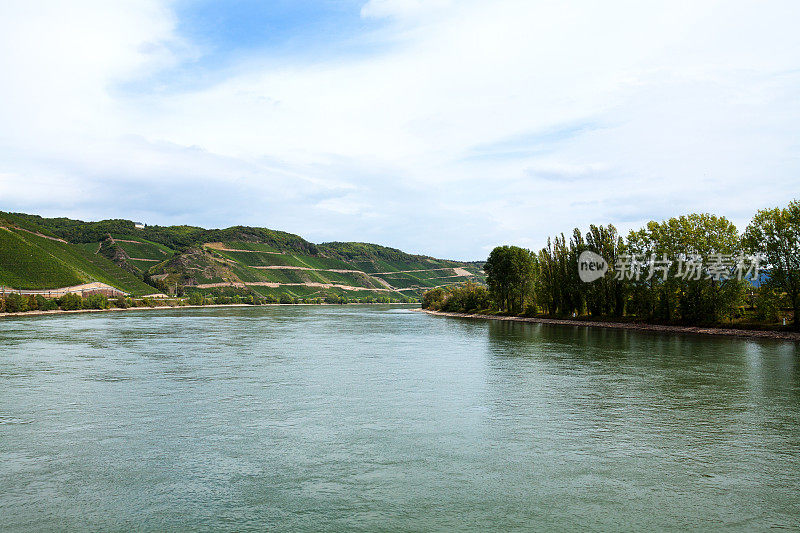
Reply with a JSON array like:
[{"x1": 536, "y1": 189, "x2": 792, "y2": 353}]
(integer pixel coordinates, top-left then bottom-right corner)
[
  {"x1": 204, "y1": 243, "x2": 283, "y2": 254},
  {"x1": 193, "y1": 281, "x2": 393, "y2": 292},
  {"x1": 371, "y1": 267, "x2": 473, "y2": 276},
  {"x1": 203, "y1": 244, "x2": 477, "y2": 277},
  {"x1": 192, "y1": 278, "x2": 469, "y2": 293},
  {"x1": 251, "y1": 265, "x2": 363, "y2": 273},
  {"x1": 0, "y1": 224, "x2": 68, "y2": 243}
]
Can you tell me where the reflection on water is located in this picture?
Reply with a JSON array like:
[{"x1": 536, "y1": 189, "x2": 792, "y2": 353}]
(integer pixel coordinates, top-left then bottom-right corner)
[{"x1": 0, "y1": 306, "x2": 798, "y2": 531}]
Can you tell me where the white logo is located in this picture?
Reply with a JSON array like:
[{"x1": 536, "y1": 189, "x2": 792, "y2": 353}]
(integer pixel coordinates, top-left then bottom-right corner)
[{"x1": 578, "y1": 251, "x2": 608, "y2": 282}]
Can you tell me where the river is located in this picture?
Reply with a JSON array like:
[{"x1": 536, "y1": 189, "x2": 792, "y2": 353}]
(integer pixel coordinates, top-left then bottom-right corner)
[{"x1": 1, "y1": 305, "x2": 798, "y2": 531}]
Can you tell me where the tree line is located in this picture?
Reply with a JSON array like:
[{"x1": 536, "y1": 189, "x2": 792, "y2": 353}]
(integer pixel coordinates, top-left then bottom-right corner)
[
  {"x1": 1, "y1": 291, "x2": 415, "y2": 314},
  {"x1": 423, "y1": 200, "x2": 800, "y2": 330}
]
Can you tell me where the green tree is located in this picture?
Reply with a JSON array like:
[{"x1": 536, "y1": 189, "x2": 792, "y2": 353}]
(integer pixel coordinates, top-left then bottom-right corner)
[
  {"x1": 3, "y1": 293, "x2": 29, "y2": 313},
  {"x1": 442, "y1": 281, "x2": 490, "y2": 312},
  {"x1": 753, "y1": 287, "x2": 782, "y2": 322},
  {"x1": 36, "y1": 295, "x2": 58, "y2": 311},
  {"x1": 188, "y1": 292, "x2": 204, "y2": 306},
  {"x1": 83, "y1": 294, "x2": 110, "y2": 309},
  {"x1": 533, "y1": 233, "x2": 583, "y2": 316},
  {"x1": 421, "y1": 287, "x2": 448, "y2": 310},
  {"x1": 484, "y1": 245, "x2": 535, "y2": 313},
  {"x1": 59, "y1": 293, "x2": 83, "y2": 311},
  {"x1": 584, "y1": 224, "x2": 626, "y2": 317},
  {"x1": 743, "y1": 200, "x2": 800, "y2": 329},
  {"x1": 628, "y1": 214, "x2": 743, "y2": 325}
]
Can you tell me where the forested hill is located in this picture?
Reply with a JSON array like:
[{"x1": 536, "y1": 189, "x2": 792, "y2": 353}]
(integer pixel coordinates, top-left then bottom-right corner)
[{"x1": 0, "y1": 211, "x2": 484, "y2": 300}]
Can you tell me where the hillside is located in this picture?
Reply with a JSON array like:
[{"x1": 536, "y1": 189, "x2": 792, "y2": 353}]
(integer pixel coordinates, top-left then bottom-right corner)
[
  {"x1": 0, "y1": 212, "x2": 485, "y2": 300},
  {"x1": 0, "y1": 222, "x2": 154, "y2": 296}
]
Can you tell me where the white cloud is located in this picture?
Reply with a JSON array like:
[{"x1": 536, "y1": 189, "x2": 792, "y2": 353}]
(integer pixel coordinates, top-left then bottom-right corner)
[
  {"x1": 360, "y1": 0, "x2": 453, "y2": 20},
  {"x1": 316, "y1": 195, "x2": 377, "y2": 217},
  {"x1": 0, "y1": 1, "x2": 799, "y2": 258}
]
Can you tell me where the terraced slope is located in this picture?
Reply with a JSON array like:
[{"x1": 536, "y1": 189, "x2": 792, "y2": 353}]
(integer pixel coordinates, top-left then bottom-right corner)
[
  {"x1": 0, "y1": 228, "x2": 83, "y2": 289},
  {"x1": 147, "y1": 242, "x2": 483, "y2": 299},
  {"x1": 81, "y1": 236, "x2": 177, "y2": 275},
  {"x1": 0, "y1": 226, "x2": 154, "y2": 295},
  {"x1": 1, "y1": 211, "x2": 484, "y2": 300}
]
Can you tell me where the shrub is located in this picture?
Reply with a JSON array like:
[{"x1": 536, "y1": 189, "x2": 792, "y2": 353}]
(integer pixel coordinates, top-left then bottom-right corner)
[
  {"x1": 421, "y1": 287, "x2": 448, "y2": 310},
  {"x1": 422, "y1": 282, "x2": 490, "y2": 313},
  {"x1": 58, "y1": 293, "x2": 83, "y2": 311},
  {"x1": 188, "y1": 292, "x2": 204, "y2": 306},
  {"x1": 754, "y1": 288, "x2": 782, "y2": 322},
  {"x1": 3, "y1": 293, "x2": 29, "y2": 313},
  {"x1": 83, "y1": 294, "x2": 110, "y2": 310},
  {"x1": 36, "y1": 295, "x2": 58, "y2": 311},
  {"x1": 442, "y1": 282, "x2": 491, "y2": 313}
]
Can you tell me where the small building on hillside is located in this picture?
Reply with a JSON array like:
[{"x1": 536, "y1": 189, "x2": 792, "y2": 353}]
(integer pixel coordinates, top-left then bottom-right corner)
[{"x1": 134, "y1": 222, "x2": 145, "y2": 229}]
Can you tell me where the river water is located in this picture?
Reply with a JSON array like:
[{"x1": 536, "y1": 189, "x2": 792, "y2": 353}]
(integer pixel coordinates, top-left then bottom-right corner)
[{"x1": 1, "y1": 305, "x2": 798, "y2": 531}]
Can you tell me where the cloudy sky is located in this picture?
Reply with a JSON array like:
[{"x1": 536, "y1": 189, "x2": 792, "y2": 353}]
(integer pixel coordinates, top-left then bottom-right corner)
[{"x1": 0, "y1": 0, "x2": 798, "y2": 259}]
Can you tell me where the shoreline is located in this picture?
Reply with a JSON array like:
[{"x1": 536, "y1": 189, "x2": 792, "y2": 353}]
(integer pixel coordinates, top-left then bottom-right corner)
[
  {"x1": 5, "y1": 304, "x2": 795, "y2": 342},
  {"x1": 416, "y1": 309, "x2": 800, "y2": 342},
  {"x1": 0, "y1": 302, "x2": 418, "y2": 319}
]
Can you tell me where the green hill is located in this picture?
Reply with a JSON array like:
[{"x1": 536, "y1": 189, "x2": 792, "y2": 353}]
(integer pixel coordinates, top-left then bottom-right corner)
[
  {"x1": 0, "y1": 211, "x2": 484, "y2": 300},
  {"x1": 0, "y1": 225, "x2": 154, "y2": 295}
]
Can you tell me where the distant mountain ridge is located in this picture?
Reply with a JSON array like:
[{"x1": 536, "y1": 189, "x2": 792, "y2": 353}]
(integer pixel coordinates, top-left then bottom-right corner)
[{"x1": 0, "y1": 211, "x2": 484, "y2": 300}]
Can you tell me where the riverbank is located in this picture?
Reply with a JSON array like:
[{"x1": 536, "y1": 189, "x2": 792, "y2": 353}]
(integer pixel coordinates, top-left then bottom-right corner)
[
  {"x1": 0, "y1": 302, "x2": 417, "y2": 319},
  {"x1": 417, "y1": 309, "x2": 800, "y2": 342}
]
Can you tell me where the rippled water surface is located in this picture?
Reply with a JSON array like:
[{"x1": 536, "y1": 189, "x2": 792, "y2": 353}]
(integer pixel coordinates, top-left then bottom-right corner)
[{"x1": 1, "y1": 305, "x2": 799, "y2": 531}]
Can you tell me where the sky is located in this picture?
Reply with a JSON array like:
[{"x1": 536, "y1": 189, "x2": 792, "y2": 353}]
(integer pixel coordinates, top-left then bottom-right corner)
[{"x1": 0, "y1": 0, "x2": 798, "y2": 260}]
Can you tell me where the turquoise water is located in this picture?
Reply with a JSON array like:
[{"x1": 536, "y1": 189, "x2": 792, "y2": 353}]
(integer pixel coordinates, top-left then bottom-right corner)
[{"x1": 1, "y1": 305, "x2": 798, "y2": 531}]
